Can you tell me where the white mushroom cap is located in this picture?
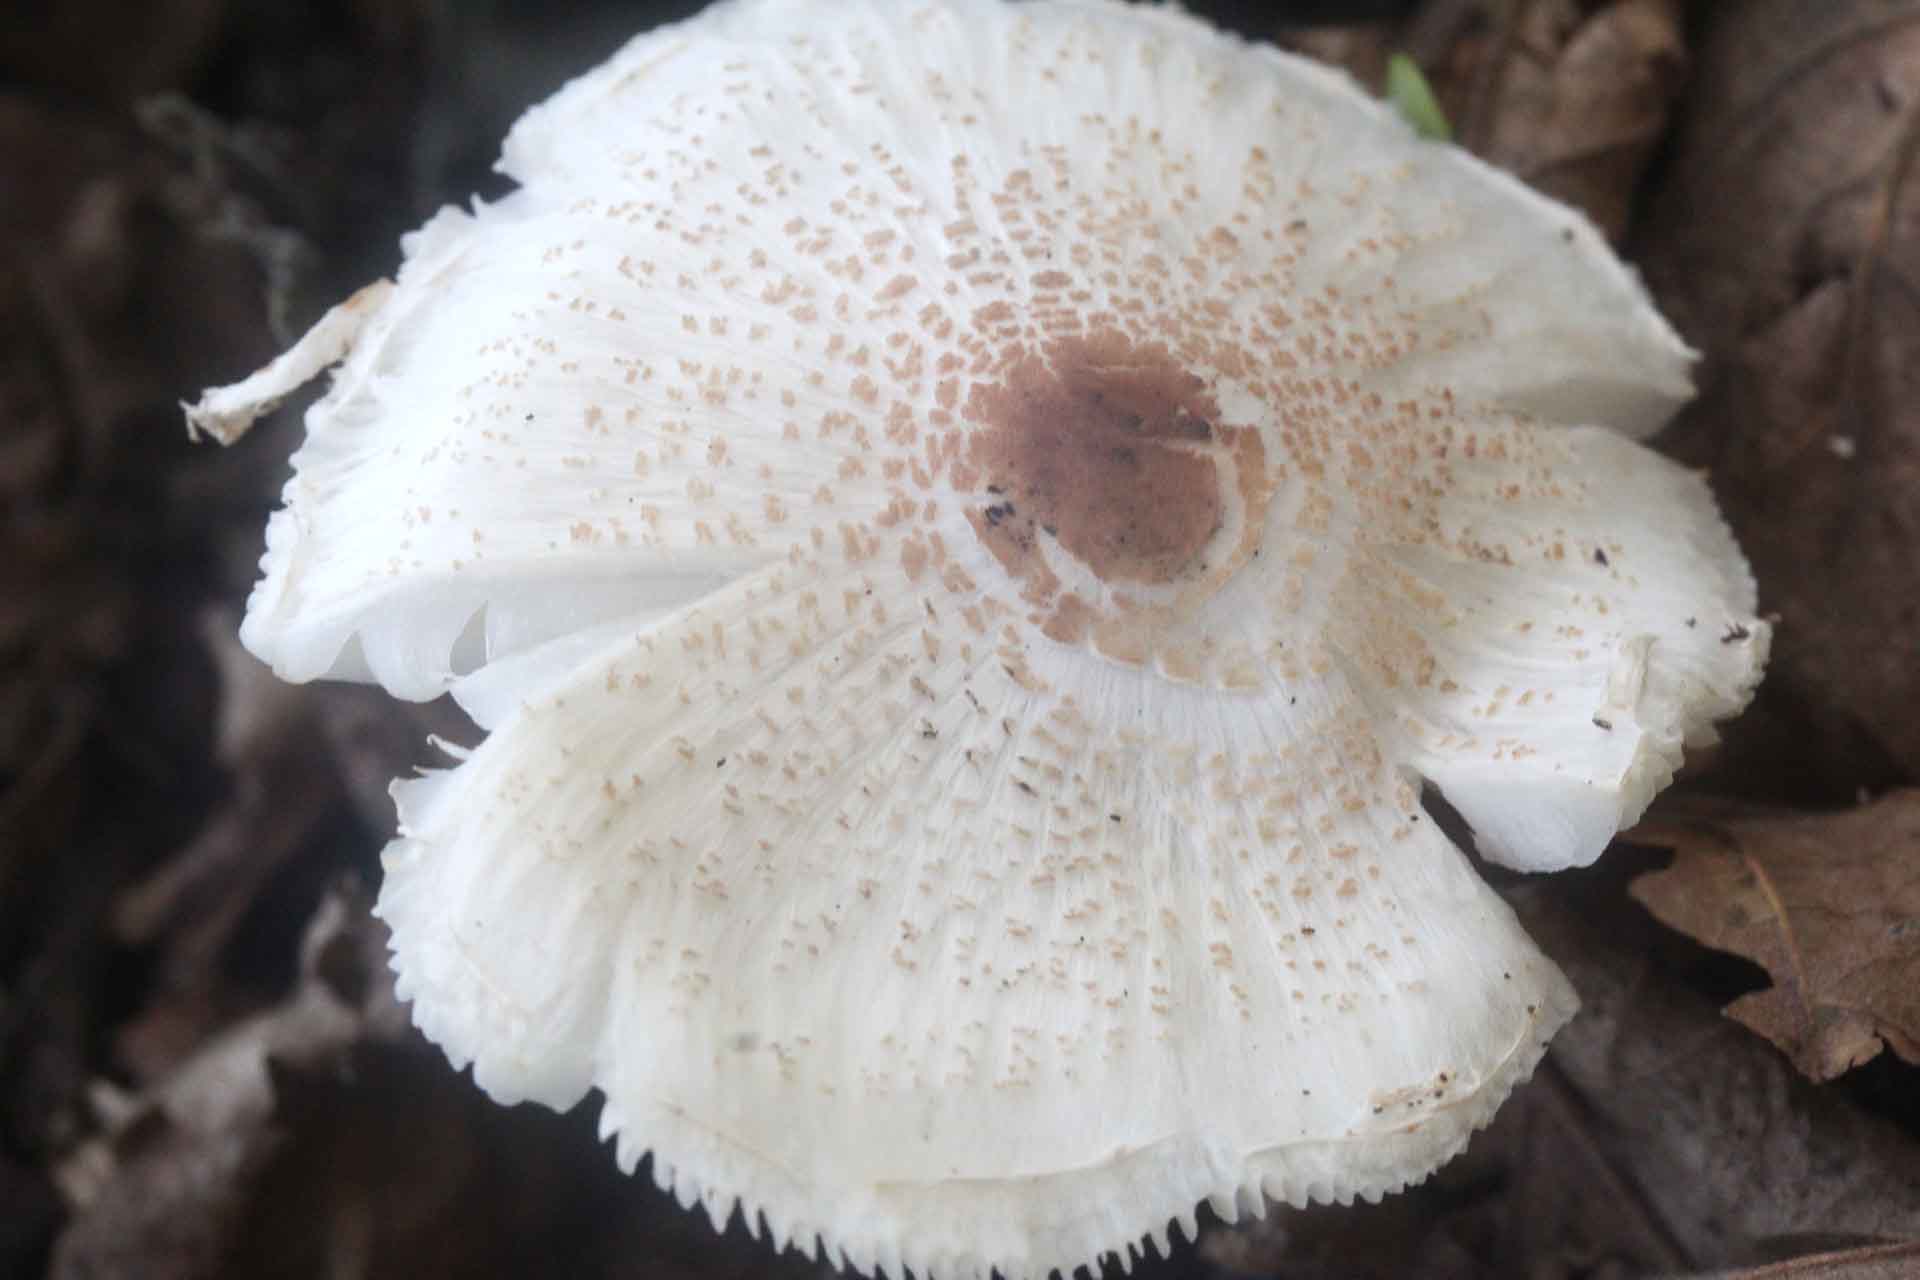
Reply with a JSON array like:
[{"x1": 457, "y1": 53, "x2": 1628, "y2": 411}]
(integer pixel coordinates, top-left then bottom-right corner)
[{"x1": 189, "y1": 1, "x2": 1768, "y2": 1276}]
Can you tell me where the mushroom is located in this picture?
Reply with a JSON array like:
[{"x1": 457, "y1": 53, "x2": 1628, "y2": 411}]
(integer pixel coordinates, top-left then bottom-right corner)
[{"x1": 188, "y1": 1, "x2": 1769, "y2": 1276}]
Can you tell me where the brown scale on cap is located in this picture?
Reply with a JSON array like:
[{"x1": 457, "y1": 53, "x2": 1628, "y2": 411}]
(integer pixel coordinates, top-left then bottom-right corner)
[{"x1": 965, "y1": 332, "x2": 1222, "y2": 589}]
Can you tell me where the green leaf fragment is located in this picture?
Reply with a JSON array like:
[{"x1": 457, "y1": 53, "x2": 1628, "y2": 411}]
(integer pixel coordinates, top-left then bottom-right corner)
[{"x1": 1386, "y1": 53, "x2": 1452, "y2": 142}]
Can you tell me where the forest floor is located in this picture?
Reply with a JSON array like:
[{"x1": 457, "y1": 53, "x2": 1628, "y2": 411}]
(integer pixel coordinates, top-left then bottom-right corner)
[{"x1": 3, "y1": 2, "x2": 1917, "y2": 1278}]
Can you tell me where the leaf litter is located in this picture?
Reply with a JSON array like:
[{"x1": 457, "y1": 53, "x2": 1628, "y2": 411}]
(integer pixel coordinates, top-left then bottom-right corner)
[
  {"x1": 1638, "y1": 0, "x2": 1920, "y2": 801},
  {"x1": 2, "y1": 1, "x2": 1918, "y2": 1278},
  {"x1": 1631, "y1": 793, "x2": 1920, "y2": 1083}
]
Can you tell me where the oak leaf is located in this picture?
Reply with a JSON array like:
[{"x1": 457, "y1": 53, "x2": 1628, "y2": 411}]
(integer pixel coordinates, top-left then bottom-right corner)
[{"x1": 1630, "y1": 792, "x2": 1920, "y2": 1081}]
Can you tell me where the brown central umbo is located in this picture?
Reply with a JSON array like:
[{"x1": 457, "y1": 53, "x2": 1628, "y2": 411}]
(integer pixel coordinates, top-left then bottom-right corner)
[{"x1": 965, "y1": 332, "x2": 1225, "y2": 588}]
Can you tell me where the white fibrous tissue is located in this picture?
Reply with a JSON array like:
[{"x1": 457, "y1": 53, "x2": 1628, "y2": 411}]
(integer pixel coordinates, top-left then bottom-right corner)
[{"x1": 188, "y1": 2, "x2": 1770, "y2": 1277}]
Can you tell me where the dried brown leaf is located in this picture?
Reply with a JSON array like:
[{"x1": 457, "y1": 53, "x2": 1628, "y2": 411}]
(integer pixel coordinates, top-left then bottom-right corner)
[
  {"x1": 1629, "y1": 792, "x2": 1920, "y2": 1081},
  {"x1": 107, "y1": 614, "x2": 349, "y2": 1083},
  {"x1": 1278, "y1": 23, "x2": 1397, "y2": 92},
  {"x1": 1637, "y1": 0, "x2": 1920, "y2": 796},
  {"x1": 49, "y1": 882, "x2": 405, "y2": 1280},
  {"x1": 1696, "y1": 1240, "x2": 1920, "y2": 1279},
  {"x1": 1284, "y1": 1, "x2": 1687, "y2": 240},
  {"x1": 1194, "y1": 871, "x2": 1920, "y2": 1276},
  {"x1": 1455, "y1": 0, "x2": 1688, "y2": 239},
  {"x1": 1513, "y1": 880, "x2": 1920, "y2": 1265}
]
